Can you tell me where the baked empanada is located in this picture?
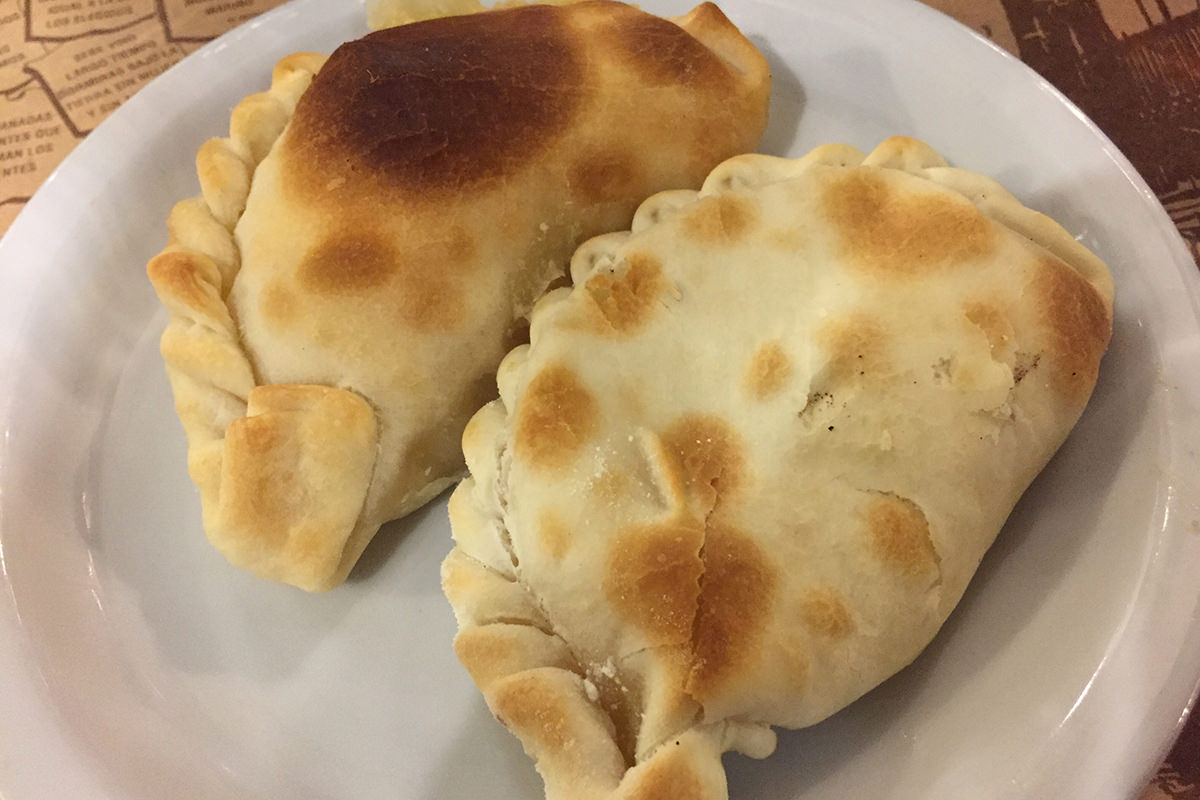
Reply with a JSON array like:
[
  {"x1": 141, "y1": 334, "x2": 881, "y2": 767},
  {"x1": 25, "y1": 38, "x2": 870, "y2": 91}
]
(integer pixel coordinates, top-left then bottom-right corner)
[
  {"x1": 147, "y1": 1, "x2": 770, "y2": 591},
  {"x1": 444, "y1": 137, "x2": 1113, "y2": 798}
]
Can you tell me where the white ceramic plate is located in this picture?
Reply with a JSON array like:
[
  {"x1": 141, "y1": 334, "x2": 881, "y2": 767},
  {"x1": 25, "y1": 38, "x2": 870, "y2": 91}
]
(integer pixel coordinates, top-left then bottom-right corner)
[{"x1": 2, "y1": 0, "x2": 1199, "y2": 797}]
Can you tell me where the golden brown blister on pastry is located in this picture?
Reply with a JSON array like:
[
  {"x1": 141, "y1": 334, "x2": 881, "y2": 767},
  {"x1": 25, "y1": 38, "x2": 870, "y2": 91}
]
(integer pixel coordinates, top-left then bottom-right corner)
[
  {"x1": 148, "y1": 1, "x2": 770, "y2": 591},
  {"x1": 444, "y1": 136, "x2": 1113, "y2": 798}
]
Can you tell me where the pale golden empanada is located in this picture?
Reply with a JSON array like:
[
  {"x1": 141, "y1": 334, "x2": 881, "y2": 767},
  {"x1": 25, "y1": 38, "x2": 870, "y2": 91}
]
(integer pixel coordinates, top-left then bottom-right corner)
[
  {"x1": 444, "y1": 137, "x2": 1113, "y2": 799},
  {"x1": 147, "y1": 1, "x2": 770, "y2": 591}
]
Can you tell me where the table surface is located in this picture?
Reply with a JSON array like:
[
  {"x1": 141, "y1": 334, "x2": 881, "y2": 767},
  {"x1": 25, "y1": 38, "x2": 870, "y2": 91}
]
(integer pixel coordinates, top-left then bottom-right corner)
[{"x1": 0, "y1": 0, "x2": 1196, "y2": 797}]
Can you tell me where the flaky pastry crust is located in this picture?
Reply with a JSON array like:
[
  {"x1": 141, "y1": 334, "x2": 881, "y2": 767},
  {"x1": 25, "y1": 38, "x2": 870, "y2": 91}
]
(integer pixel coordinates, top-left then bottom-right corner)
[
  {"x1": 148, "y1": 1, "x2": 770, "y2": 591},
  {"x1": 444, "y1": 137, "x2": 1113, "y2": 798}
]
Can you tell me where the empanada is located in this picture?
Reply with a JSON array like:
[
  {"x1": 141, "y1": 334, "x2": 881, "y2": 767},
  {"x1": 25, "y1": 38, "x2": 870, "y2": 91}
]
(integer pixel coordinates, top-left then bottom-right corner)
[
  {"x1": 443, "y1": 137, "x2": 1113, "y2": 798},
  {"x1": 147, "y1": 1, "x2": 770, "y2": 591}
]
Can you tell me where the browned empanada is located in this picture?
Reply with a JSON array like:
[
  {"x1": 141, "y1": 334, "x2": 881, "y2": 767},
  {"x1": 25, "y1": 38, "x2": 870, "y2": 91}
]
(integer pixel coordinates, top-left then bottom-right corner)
[
  {"x1": 147, "y1": 1, "x2": 770, "y2": 591},
  {"x1": 444, "y1": 137, "x2": 1113, "y2": 798}
]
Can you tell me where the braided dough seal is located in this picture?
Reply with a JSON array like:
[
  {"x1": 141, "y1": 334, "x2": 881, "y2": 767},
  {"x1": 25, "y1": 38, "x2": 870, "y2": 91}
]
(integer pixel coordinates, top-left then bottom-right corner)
[
  {"x1": 444, "y1": 137, "x2": 1113, "y2": 798},
  {"x1": 147, "y1": 1, "x2": 770, "y2": 591}
]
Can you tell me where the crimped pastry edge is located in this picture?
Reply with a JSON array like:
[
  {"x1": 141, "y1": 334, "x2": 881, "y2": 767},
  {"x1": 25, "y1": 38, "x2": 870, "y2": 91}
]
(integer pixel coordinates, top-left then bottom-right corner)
[{"x1": 147, "y1": 52, "x2": 360, "y2": 590}]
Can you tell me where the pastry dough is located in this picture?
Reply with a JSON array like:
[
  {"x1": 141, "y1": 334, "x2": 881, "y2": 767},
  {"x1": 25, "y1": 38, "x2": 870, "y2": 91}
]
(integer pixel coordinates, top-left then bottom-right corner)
[
  {"x1": 147, "y1": 1, "x2": 770, "y2": 591},
  {"x1": 444, "y1": 137, "x2": 1113, "y2": 798}
]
